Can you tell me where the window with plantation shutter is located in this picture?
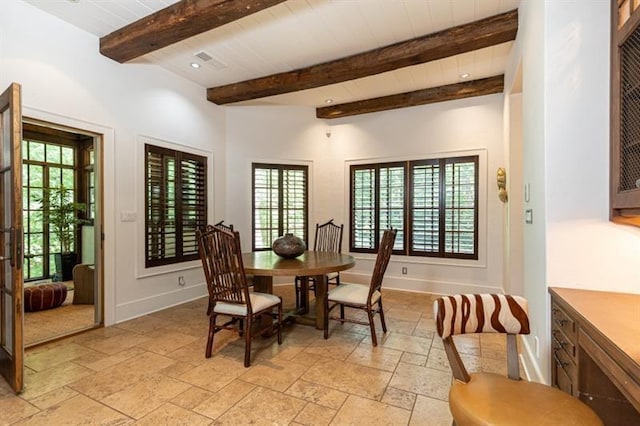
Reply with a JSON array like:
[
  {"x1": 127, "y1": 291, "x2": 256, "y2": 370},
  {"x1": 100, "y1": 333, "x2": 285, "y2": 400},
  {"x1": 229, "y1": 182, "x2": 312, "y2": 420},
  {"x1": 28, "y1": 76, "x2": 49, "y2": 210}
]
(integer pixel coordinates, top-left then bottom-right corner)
[
  {"x1": 350, "y1": 155, "x2": 478, "y2": 259},
  {"x1": 252, "y1": 163, "x2": 308, "y2": 251},
  {"x1": 145, "y1": 144, "x2": 207, "y2": 267}
]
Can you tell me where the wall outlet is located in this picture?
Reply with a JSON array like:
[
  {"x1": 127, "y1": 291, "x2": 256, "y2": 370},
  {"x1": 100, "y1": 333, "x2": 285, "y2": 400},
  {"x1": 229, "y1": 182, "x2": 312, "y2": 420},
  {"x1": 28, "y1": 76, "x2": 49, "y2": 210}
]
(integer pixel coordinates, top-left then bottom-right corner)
[
  {"x1": 178, "y1": 276, "x2": 185, "y2": 286},
  {"x1": 401, "y1": 267, "x2": 407, "y2": 275}
]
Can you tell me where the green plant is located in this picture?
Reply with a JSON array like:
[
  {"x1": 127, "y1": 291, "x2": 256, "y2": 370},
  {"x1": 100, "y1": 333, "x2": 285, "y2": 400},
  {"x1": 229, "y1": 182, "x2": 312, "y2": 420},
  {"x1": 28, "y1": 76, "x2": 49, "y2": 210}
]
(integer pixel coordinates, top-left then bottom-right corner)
[{"x1": 35, "y1": 186, "x2": 88, "y2": 254}]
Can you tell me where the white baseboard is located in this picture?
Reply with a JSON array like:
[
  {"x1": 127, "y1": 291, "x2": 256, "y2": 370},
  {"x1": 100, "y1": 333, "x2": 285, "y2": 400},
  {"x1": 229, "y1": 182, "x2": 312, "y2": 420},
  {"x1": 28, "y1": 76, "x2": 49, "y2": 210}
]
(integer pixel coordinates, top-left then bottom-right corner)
[
  {"x1": 115, "y1": 283, "x2": 207, "y2": 323},
  {"x1": 340, "y1": 272, "x2": 503, "y2": 295},
  {"x1": 519, "y1": 334, "x2": 546, "y2": 384}
]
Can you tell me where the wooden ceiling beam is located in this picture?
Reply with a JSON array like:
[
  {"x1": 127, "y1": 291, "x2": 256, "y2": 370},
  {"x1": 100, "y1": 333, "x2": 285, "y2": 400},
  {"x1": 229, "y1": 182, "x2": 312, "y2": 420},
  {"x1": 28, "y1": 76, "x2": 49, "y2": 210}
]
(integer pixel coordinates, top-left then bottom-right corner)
[
  {"x1": 316, "y1": 75, "x2": 504, "y2": 119},
  {"x1": 100, "y1": 0, "x2": 287, "y2": 63},
  {"x1": 207, "y1": 9, "x2": 517, "y2": 104}
]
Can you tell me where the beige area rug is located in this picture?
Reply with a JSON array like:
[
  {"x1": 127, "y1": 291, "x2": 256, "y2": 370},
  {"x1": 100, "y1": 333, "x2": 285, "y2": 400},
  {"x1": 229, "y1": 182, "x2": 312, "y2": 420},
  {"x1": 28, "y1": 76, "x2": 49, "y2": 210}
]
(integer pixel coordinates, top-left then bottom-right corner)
[{"x1": 24, "y1": 284, "x2": 96, "y2": 347}]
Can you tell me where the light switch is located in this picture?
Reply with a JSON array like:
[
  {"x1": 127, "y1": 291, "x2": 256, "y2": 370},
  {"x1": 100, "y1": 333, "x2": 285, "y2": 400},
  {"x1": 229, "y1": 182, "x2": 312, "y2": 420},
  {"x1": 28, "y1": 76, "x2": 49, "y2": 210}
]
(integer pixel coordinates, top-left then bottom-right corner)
[{"x1": 525, "y1": 209, "x2": 533, "y2": 224}]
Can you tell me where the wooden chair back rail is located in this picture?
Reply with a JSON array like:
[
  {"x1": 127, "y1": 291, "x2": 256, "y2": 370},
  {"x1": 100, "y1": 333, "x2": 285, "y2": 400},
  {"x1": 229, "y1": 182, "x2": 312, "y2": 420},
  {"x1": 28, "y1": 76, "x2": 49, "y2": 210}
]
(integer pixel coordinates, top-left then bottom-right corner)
[
  {"x1": 196, "y1": 224, "x2": 283, "y2": 367},
  {"x1": 314, "y1": 219, "x2": 343, "y2": 252},
  {"x1": 368, "y1": 228, "x2": 395, "y2": 298}
]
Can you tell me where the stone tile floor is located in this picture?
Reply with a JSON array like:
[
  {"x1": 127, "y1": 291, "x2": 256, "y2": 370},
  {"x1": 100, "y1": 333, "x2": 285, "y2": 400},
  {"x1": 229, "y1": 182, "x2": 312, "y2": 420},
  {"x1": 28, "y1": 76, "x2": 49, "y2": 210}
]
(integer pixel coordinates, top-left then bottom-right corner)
[{"x1": 1, "y1": 286, "x2": 508, "y2": 425}]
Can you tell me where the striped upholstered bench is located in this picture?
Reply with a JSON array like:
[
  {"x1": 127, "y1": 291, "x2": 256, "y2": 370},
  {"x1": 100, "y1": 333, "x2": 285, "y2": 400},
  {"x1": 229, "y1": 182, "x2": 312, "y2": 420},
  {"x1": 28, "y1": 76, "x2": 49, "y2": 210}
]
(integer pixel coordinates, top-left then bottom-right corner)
[{"x1": 24, "y1": 283, "x2": 68, "y2": 312}]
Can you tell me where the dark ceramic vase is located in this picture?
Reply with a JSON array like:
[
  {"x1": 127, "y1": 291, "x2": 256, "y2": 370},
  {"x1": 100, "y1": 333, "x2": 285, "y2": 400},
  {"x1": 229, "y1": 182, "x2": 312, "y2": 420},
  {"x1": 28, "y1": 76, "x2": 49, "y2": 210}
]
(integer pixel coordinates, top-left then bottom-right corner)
[{"x1": 272, "y1": 233, "x2": 306, "y2": 259}]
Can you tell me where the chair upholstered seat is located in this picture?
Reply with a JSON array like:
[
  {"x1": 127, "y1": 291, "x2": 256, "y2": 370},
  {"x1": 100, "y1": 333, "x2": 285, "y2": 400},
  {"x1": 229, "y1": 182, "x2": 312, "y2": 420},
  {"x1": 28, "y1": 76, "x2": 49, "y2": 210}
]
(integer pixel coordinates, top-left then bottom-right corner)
[
  {"x1": 328, "y1": 283, "x2": 381, "y2": 305},
  {"x1": 450, "y1": 372, "x2": 603, "y2": 426},
  {"x1": 213, "y1": 292, "x2": 281, "y2": 316},
  {"x1": 324, "y1": 228, "x2": 396, "y2": 346}
]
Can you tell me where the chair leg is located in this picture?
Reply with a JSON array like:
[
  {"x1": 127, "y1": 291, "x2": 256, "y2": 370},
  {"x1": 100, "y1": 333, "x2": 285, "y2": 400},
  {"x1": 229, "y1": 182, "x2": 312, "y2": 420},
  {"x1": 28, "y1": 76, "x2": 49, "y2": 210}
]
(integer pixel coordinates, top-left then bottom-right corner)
[
  {"x1": 238, "y1": 318, "x2": 244, "y2": 337},
  {"x1": 340, "y1": 305, "x2": 345, "y2": 322},
  {"x1": 378, "y1": 299, "x2": 387, "y2": 333},
  {"x1": 206, "y1": 313, "x2": 216, "y2": 358},
  {"x1": 367, "y1": 309, "x2": 378, "y2": 346},
  {"x1": 277, "y1": 303, "x2": 283, "y2": 345},
  {"x1": 323, "y1": 298, "x2": 330, "y2": 340},
  {"x1": 206, "y1": 300, "x2": 213, "y2": 316},
  {"x1": 244, "y1": 316, "x2": 252, "y2": 367}
]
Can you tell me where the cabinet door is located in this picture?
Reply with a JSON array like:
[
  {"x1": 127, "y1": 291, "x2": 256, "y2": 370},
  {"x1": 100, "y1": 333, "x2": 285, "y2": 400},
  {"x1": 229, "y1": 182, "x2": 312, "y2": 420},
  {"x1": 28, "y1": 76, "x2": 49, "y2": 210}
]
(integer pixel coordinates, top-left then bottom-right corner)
[{"x1": 611, "y1": 0, "x2": 640, "y2": 224}]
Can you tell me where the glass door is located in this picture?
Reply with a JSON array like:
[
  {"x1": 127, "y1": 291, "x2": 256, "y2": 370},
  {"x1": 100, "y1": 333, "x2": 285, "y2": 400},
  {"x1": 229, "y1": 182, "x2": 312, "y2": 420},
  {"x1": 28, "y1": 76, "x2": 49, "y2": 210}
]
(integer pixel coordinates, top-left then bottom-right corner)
[{"x1": 0, "y1": 82, "x2": 24, "y2": 393}]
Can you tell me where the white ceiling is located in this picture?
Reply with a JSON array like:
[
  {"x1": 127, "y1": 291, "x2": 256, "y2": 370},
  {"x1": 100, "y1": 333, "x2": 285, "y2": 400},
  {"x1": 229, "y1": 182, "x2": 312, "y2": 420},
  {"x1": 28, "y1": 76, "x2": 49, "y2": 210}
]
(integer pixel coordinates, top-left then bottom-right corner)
[{"x1": 24, "y1": 0, "x2": 519, "y2": 108}]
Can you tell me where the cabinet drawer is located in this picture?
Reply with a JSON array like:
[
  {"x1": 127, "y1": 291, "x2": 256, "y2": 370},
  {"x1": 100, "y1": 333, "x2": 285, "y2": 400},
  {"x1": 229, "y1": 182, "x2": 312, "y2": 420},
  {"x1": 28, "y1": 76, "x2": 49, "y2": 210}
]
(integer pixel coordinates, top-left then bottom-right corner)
[
  {"x1": 553, "y1": 343, "x2": 577, "y2": 387},
  {"x1": 554, "y1": 353, "x2": 575, "y2": 395},
  {"x1": 553, "y1": 327, "x2": 576, "y2": 360},
  {"x1": 551, "y1": 303, "x2": 576, "y2": 342}
]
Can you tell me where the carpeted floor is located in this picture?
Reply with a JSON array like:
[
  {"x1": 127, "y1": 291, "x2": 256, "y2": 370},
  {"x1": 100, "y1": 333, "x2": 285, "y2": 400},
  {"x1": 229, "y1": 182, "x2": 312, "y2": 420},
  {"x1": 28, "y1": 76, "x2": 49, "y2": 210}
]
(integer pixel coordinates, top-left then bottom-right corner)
[{"x1": 24, "y1": 282, "x2": 96, "y2": 346}]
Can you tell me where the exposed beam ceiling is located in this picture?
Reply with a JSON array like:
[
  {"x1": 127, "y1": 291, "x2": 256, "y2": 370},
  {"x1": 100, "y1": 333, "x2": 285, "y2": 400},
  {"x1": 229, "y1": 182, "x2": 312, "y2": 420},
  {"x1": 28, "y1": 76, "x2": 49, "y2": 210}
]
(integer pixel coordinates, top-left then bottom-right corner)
[
  {"x1": 316, "y1": 75, "x2": 505, "y2": 119},
  {"x1": 100, "y1": 0, "x2": 287, "y2": 63},
  {"x1": 207, "y1": 9, "x2": 517, "y2": 105}
]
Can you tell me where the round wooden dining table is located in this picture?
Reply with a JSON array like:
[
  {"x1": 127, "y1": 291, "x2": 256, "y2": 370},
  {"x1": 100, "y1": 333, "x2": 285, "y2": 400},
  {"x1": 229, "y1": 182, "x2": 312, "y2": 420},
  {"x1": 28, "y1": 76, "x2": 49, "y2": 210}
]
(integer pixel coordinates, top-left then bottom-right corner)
[{"x1": 242, "y1": 250, "x2": 355, "y2": 329}]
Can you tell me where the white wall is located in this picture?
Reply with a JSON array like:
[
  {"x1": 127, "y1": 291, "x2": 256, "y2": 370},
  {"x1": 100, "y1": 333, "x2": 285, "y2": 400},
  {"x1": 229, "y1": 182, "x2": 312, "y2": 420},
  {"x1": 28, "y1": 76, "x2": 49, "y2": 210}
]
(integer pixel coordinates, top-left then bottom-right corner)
[
  {"x1": 1, "y1": 0, "x2": 225, "y2": 324},
  {"x1": 506, "y1": 0, "x2": 640, "y2": 384},
  {"x1": 226, "y1": 96, "x2": 507, "y2": 295},
  {"x1": 544, "y1": 1, "x2": 640, "y2": 293}
]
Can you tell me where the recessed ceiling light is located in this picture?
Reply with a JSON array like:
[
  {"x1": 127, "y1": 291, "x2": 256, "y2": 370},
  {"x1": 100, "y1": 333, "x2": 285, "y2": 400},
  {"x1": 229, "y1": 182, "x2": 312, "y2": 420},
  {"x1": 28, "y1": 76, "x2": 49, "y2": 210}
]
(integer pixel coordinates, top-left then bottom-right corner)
[
  {"x1": 460, "y1": 73, "x2": 471, "y2": 79},
  {"x1": 190, "y1": 62, "x2": 201, "y2": 69},
  {"x1": 325, "y1": 98, "x2": 334, "y2": 105}
]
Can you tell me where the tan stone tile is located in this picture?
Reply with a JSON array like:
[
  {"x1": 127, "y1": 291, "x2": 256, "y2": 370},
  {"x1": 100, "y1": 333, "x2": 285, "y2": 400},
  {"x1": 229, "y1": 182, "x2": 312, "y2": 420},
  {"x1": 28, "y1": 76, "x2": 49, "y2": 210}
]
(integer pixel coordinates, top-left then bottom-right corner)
[
  {"x1": 400, "y1": 352, "x2": 427, "y2": 366},
  {"x1": 480, "y1": 333, "x2": 507, "y2": 359},
  {"x1": 178, "y1": 356, "x2": 246, "y2": 393},
  {"x1": 193, "y1": 380, "x2": 255, "y2": 420},
  {"x1": 12, "y1": 394, "x2": 132, "y2": 425},
  {"x1": 303, "y1": 332, "x2": 364, "y2": 361},
  {"x1": 171, "y1": 387, "x2": 214, "y2": 410},
  {"x1": 72, "y1": 346, "x2": 147, "y2": 372},
  {"x1": 214, "y1": 386, "x2": 305, "y2": 425},
  {"x1": 381, "y1": 333, "x2": 432, "y2": 355},
  {"x1": 452, "y1": 334, "x2": 480, "y2": 356},
  {"x1": 331, "y1": 395, "x2": 411, "y2": 425},
  {"x1": 345, "y1": 342, "x2": 402, "y2": 372},
  {"x1": 101, "y1": 373, "x2": 192, "y2": 419},
  {"x1": 25, "y1": 343, "x2": 95, "y2": 372},
  {"x1": 295, "y1": 402, "x2": 337, "y2": 426},
  {"x1": 413, "y1": 318, "x2": 436, "y2": 339},
  {"x1": 381, "y1": 387, "x2": 417, "y2": 410},
  {"x1": 290, "y1": 350, "x2": 326, "y2": 367},
  {"x1": 21, "y1": 361, "x2": 94, "y2": 400},
  {"x1": 158, "y1": 360, "x2": 200, "y2": 379},
  {"x1": 134, "y1": 402, "x2": 212, "y2": 425},
  {"x1": 238, "y1": 357, "x2": 308, "y2": 392},
  {"x1": 389, "y1": 363, "x2": 451, "y2": 400},
  {"x1": 384, "y1": 308, "x2": 421, "y2": 322},
  {"x1": 409, "y1": 395, "x2": 452, "y2": 426},
  {"x1": 27, "y1": 386, "x2": 77, "y2": 410},
  {"x1": 68, "y1": 352, "x2": 178, "y2": 400},
  {"x1": 285, "y1": 379, "x2": 348, "y2": 410},
  {"x1": 80, "y1": 331, "x2": 153, "y2": 355},
  {"x1": 115, "y1": 315, "x2": 174, "y2": 335},
  {"x1": 0, "y1": 395, "x2": 40, "y2": 424},
  {"x1": 302, "y1": 358, "x2": 392, "y2": 400},
  {"x1": 165, "y1": 336, "x2": 212, "y2": 365},
  {"x1": 135, "y1": 330, "x2": 198, "y2": 355}
]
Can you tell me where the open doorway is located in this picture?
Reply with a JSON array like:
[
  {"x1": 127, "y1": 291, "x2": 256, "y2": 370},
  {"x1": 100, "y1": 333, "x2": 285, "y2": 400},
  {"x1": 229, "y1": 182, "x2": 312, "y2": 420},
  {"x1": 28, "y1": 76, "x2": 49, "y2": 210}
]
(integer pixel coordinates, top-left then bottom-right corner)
[{"x1": 21, "y1": 119, "x2": 102, "y2": 347}]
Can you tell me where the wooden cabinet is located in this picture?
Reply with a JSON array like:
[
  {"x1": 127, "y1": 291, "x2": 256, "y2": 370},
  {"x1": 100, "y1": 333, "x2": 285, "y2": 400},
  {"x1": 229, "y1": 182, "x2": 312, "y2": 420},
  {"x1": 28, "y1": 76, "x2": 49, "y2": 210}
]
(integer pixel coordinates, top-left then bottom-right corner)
[
  {"x1": 549, "y1": 287, "x2": 640, "y2": 425},
  {"x1": 611, "y1": 0, "x2": 640, "y2": 225}
]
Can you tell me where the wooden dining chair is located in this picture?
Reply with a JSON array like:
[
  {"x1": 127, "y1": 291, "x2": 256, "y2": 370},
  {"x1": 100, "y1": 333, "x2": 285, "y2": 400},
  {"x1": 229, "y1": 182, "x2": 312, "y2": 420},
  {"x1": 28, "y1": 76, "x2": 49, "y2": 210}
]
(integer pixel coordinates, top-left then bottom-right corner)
[
  {"x1": 433, "y1": 294, "x2": 603, "y2": 426},
  {"x1": 196, "y1": 224, "x2": 283, "y2": 367},
  {"x1": 323, "y1": 228, "x2": 396, "y2": 346},
  {"x1": 295, "y1": 219, "x2": 344, "y2": 308}
]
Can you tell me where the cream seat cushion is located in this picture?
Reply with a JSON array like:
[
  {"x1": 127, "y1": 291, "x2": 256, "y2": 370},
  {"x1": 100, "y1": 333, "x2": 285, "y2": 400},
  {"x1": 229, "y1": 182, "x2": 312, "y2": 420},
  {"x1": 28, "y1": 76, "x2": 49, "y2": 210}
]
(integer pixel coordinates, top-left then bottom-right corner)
[
  {"x1": 213, "y1": 292, "x2": 280, "y2": 316},
  {"x1": 450, "y1": 372, "x2": 603, "y2": 426},
  {"x1": 327, "y1": 283, "x2": 380, "y2": 305}
]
